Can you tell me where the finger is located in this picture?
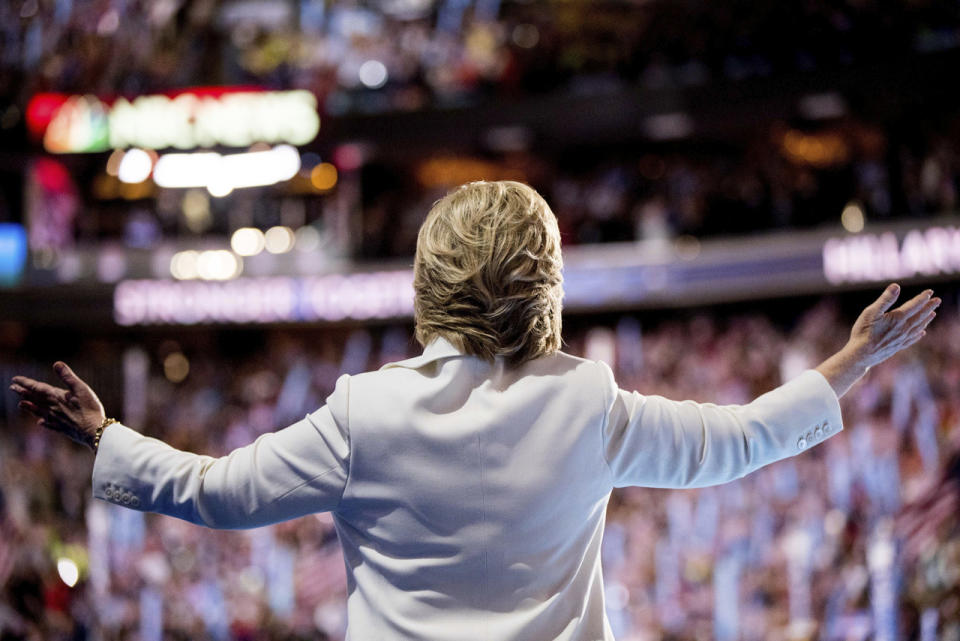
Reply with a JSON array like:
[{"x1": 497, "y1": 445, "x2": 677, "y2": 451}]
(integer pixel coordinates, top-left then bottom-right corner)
[
  {"x1": 866, "y1": 283, "x2": 901, "y2": 317},
  {"x1": 891, "y1": 289, "x2": 934, "y2": 319},
  {"x1": 901, "y1": 330, "x2": 927, "y2": 350},
  {"x1": 40, "y1": 414, "x2": 76, "y2": 438},
  {"x1": 54, "y1": 362, "x2": 86, "y2": 395},
  {"x1": 10, "y1": 376, "x2": 64, "y2": 402},
  {"x1": 894, "y1": 291, "x2": 935, "y2": 320},
  {"x1": 905, "y1": 310, "x2": 936, "y2": 334},
  {"x1": 17, "y1": 399, "x2": 44, "y2": 417},
  {"x1": 892, "y1": 300, "x2": 940, "y2": 332},
  {"x1": 9, "y1": 382, "x2": 57, "y2": 408},
  {"x1": 910, "y1": 297, "x2": 942, "y2": 319}
]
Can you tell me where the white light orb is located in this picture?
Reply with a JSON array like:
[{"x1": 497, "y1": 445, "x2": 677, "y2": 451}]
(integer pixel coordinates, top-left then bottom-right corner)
[
  {"x1": 57, "y1": 558, "x2": 79, "y2": 588},
  {"x1": 358, "y1": 60, "x2": 388, "y2": 89},
  {"x1": 271, "y1": 145, "x2": 302, "y2": 181},
  {"x1": 231, "y1": 228, "x2": 266, "y2": 256},
  {"x1": 117, "y1": 148, "x2": 153, "y2": 184},
  {"x1": 207, "y1": 170, "x2": 234, "y2": 198},
  {"x1": 264, "y1": 226, "x2": 296, "y2": 254},
  {"x1": 170, "y1": 250, "x2": 200, "y2": 280},
  {"x1": 197, "y1": 250, "x2": 242, "y2": 280}
]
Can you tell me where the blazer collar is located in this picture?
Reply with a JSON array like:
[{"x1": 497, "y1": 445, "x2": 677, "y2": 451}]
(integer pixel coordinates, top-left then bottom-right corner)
[{"x1": 381, "y1": 336, "x2": 464, "y2": 370}]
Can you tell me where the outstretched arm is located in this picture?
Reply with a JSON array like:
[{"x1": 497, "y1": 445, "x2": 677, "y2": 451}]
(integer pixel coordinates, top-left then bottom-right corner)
[
  {"x1": 601, "y1": 284, "x2": 938, "y2": 489},
  {"x1": 816, "y1": 284, "x2": 939, "y2": 398},
  {"x1": 602, "y1": 368, "x2": 843, "y2": 488},
  {"x1": 10, "y1": 365, "x2": 350, "y2": 529}
]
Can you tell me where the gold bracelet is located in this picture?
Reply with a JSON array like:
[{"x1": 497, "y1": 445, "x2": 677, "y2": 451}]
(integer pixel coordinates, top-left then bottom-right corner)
[{"x1": 93, "y1": 418, "x2": 118, "y2": 451}]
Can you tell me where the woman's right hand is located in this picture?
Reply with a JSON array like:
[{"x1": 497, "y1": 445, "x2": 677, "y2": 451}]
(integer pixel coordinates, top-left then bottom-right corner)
[{"x1": 846, "y1": 283, "x2": 939, "y2": 368}]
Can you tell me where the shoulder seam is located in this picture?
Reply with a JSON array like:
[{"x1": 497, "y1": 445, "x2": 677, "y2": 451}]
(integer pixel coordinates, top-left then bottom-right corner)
[
  {"x1": 334, "y1": 374, "x2": 352, "y2": 512},
  {"x1": 595, "y1": 361, "x2": 616, "y2": 482}
]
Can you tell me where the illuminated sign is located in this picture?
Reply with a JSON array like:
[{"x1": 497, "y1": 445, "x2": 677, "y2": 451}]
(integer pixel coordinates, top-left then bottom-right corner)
[
  {"x1": 823, "y1": 226, "x2": 960, "y2": 284},
  {"x1": 96, "y1": 221, "x2": 960, "y2": 326},
  {"x1": 27, "y1": 88, "x2": 320, "y2": 153},
  {"x1": 114, "y1": 271, "x2": 415, "y2": 325}
]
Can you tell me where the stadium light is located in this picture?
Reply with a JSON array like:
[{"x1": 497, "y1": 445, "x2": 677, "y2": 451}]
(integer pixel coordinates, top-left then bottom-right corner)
[
  {"x1": 152, "y1": 146, "x2": 301, "y2": 196},
  {"x1": 231, "y1": 228, "x2": 266, "y2": 256},
  {"x1": 154, "y1": 152, "x2": 221, "y2": 188},
  {"x1": 117, "y1": 148, "x2": 153, "y2": 183}
]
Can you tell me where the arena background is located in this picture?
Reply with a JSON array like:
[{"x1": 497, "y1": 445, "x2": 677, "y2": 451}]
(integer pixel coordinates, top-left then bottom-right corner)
[{"x1": 1, "y1": 1, "x2": 960, "y2": 639}]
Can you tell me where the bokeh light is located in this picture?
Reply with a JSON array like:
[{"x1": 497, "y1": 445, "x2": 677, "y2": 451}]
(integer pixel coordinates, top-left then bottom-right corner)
[
  {"x1": 841, "y1": 201, "x2": 865, "y2": 233},
  {"x1": 295, "y1": 226, "x2": 322, "y2": 253},
  {"x1": 105, "y1": 148, "x2": 125, "y2": 176},
  {"x1": 163, "y1": 352, "x2": 190, "y2": 383},
  {"x1": 117, "y1": 148, "x2": 152, "y2": 183},
  {"x1": 512, "y1": 24, "x2": 540, "y2": 49},
  {"x1": 170, "y1": 250, "x2": 199, "y2": 280},
  {"x1": 358, "y1": 60, "x2": 388, "y2": 89},
  {"x1": 206, "y1": 171, "x2": 234, "y2": 198},
  {"x1": 310, "y1": 163, "x2": 338, "y2": 191},
  {"x1": 265, "y1": 226, "x2": 296, "y2": 254},
  {"x1": 197, "y1": 250, "x2": 243, "y2": 280},
  {"x1": 57, "y1": 558, "x2": 79, "y2": 587},
  {"x1": 231, "y1": 227, "x2": 266, "y2": 256},
  {"x1": 182, "y1": 189, "x2": 212, "y2": 233},
  {"x1": 171, "y1": 250, "x2": 241, "y2": 280}
]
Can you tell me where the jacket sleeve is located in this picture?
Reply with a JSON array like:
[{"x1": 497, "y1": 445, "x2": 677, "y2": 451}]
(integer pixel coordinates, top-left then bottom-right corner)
[
  {"x1": 599, "y1": 363, "x2": 843, "y2": 489},
  {"x1": 90, "y1": 375, "x2": 351, "y2": 529}
]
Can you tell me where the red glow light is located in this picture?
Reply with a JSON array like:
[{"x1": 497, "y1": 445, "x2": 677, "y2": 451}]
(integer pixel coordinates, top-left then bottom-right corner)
[
  {"x1": 25, "y1": 93, "x2": 69, "y2": 140},
  {"x1": 333, "y1": 144, "x2": 364, "y2": 172},
  {"x1": 26, "y1": 86, "x2": 273, "y2": 141}
]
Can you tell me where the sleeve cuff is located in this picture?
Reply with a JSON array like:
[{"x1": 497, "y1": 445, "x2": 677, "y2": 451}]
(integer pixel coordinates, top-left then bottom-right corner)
[
  {"x1": 788, "y1": 369, "x2": 844, "y2": 450},
  {"x1": 91, "y1": 422, "x2": 147, "y2": 508}
]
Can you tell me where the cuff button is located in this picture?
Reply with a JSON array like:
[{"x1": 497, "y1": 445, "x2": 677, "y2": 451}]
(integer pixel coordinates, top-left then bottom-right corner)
[
  {"x1": 797, "y1": 437, "x2": 808, "y2": 450},
  {"x1": 131, "y1": 497, "x2": 140, "y2": 507}
]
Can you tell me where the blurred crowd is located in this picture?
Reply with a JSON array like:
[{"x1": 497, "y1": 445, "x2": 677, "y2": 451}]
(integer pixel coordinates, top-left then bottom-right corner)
[
  {"x1": 1, "y1": 295, "x2": 959, "y2": 640},
  {"x1": 22, "y1": 110, "x2": 960, "y2": 262},
  {"x1": 4, "y1": 0, "x2": 960, "y2": 110},
  {"x1": 6, "y1": 1, "x2": 960, "y2": 264},
  {"x1": 354, "y1": 115, "x2": 960, "y2": 258},
  {"x1": 548, "y1": 119, "x2": 959, "y2": 245}
]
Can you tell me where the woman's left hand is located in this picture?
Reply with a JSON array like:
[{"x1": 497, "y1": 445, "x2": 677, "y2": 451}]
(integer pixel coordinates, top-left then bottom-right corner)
[{"x1": 9, "y1": 362, "x2": 106, "y2": 450}]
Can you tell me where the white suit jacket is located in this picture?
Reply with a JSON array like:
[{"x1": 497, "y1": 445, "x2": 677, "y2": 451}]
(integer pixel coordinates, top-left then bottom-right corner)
[{"x1": 92, "y1": 337, "x2": 843, "y2": 640}]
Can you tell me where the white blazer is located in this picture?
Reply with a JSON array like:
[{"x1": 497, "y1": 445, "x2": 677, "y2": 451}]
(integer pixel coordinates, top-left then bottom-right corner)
[{"x1": 92, "y1": 337, "x2": 843, "y2": 640}]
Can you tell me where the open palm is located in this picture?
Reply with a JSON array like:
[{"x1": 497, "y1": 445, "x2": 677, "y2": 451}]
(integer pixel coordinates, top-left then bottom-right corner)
[{"x1": 847, "y1": 284, "x2": 939, "y2": 369}]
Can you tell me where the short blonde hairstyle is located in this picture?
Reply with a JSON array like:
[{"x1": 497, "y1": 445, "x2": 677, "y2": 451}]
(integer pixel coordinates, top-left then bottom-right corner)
[{"x1": 414, "y1": 180, "x2": 564, "y2": 366}]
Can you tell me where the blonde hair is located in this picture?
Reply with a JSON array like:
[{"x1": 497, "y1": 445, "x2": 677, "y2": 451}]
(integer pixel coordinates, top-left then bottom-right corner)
[{"x1": 414, "y1": 180, "x2": 564, "y2": 366}]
